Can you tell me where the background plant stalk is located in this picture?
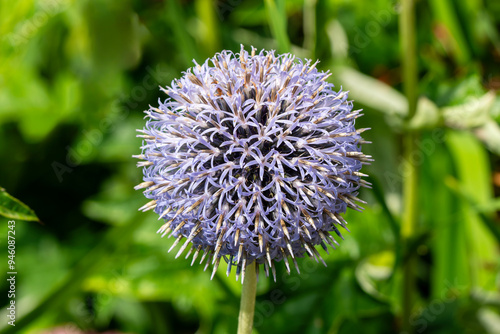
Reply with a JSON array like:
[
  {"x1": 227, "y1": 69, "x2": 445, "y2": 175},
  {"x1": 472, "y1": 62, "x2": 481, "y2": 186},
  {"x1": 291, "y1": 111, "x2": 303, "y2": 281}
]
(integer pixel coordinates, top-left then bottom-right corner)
[{"x1": 399, "y1": 0, "x2": 419, "y2": 332}]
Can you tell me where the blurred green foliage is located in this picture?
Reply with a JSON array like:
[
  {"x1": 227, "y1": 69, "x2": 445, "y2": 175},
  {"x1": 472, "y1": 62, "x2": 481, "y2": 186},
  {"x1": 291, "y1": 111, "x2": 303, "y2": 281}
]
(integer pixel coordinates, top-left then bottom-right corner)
[{"x1": 0, "y1": 0, "x2": 499, "y2": 333}]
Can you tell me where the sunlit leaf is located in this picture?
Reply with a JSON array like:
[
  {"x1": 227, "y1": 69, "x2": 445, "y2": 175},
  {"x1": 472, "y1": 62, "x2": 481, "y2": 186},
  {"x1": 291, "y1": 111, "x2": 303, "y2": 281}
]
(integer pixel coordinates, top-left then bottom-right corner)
[
  {"x1": 355, "y1": 251, "x2": 394, "y2": 302},
  {"x1": 442, "y1": 91, "x2": 496, "y2": 129},
  {"x1": 474, "y1": 120, "x2": 500, "y2": 155},
  {"x1": 333, "y1": 66, "x2": 407, "y2": 118},
  {"x1": 0, "y1": 187, "x2": 39, "y2": 222},
  {"x1": 409, "y1": 96, "x2": 441, "y2": 129}
]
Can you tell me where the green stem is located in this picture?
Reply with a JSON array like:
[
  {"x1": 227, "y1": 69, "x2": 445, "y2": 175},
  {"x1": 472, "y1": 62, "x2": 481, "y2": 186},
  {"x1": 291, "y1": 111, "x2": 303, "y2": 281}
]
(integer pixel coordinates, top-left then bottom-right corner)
[
  {"x1": 399, "y1": 0, "x2": 418, "y2": 332},
  {"x1": 195, "y1": 0, "x2": 220, "y2": 57},
  {"x1": 303, "y1": 0, "x2": 317, "y2": 59},
  {"x1": 237, "y1": 262, "x2": 257, "y2": 334},
  {"x1": 264, "y1": 0, "x2": 291, "y2": 53},
  {"x1": 400, "y1": 0, "x2": 418, "y2": 118}
]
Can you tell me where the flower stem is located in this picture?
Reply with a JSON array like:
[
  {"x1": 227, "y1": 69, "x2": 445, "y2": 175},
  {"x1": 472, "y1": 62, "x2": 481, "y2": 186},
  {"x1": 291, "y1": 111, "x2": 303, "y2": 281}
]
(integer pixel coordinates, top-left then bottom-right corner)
[
  {"x1": 237, "y1": 262, "x2": 257, "y2": 334},
  {"x1": 399, "y1": 0, "x2": 418, "y2": 332}
]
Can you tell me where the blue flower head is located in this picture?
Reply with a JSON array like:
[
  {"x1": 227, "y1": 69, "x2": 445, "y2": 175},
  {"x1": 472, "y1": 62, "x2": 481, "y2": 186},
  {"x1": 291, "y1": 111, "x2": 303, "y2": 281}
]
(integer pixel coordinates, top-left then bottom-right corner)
[{"x1": 135, "y1": 46, "x2": 371, "y2": 282}]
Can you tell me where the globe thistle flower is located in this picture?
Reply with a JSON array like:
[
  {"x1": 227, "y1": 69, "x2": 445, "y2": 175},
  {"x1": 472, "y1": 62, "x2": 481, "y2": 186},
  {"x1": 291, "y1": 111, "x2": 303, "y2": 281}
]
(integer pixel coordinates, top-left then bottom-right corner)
[{"x1": 135, "y1": 46, "x2": 372, "y2": 282}]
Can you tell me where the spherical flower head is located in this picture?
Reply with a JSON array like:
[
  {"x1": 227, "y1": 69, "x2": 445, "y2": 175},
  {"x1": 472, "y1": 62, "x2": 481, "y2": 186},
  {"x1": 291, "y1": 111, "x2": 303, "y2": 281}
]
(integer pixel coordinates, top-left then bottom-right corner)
[{"x1": 135, "y1": 46, "x2": 372, "y2": 282}]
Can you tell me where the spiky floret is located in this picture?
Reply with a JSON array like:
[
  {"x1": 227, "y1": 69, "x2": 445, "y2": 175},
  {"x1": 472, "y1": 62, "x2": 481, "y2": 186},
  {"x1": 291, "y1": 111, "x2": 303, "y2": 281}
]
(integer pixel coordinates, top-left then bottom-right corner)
[{"x1": 135, "y1": 45, "x2": 372, "y2": 282}]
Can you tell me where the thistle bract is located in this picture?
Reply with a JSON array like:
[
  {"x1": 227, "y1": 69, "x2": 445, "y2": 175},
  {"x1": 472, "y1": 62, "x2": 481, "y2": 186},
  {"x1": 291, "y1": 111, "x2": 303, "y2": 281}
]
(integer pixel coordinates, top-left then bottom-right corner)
[{"x1": 135, "y1": 46, "x2": 371, "y2": 281}]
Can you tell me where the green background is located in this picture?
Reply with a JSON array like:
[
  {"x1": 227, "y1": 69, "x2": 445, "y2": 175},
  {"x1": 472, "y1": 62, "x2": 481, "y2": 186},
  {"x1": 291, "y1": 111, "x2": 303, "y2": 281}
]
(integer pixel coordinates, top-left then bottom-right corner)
[{"x1": 0, "y1": 0, "x2": 499, "y2": 333}]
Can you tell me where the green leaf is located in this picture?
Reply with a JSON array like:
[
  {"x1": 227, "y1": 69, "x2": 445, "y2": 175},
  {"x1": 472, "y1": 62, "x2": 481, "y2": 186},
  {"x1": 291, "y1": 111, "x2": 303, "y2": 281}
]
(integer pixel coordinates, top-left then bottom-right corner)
[
  {"x1": 0, "y1": 187, "x2": 39, "y2": 222},
  {"x1": 446, "y1": 131, "x2": 498, "y2": 291},
  {"x1": 478, "y1": 307, "x2": 500, "y2": 334},
  {"x1": 332, "y1": 66, "x2": 408, "y2": 119},
  {"x1": 355, "y1": 251, "x2": 395, "y2": 302},
  {"x1": 421, "y1": 138, "x2": 469, "y2": 299},
  {"x1": 166, "y1": 0, "x2": 199, "y2": 66},
  {"x1": 442, "y1": 91, "x2": 496, "y2": 129},
  {"x1": 326, "y1": 19, "x2": 349, "y2": 59},
  {"x1": 429, "y1": 0, "x2": 471, "y2": 64},
  {"x1": 474, "y1": 120, "x2": 500, "y2": 155},
  {"x1": 445, "y1": 176, "x2": 500, "y2": 245},
  {"x1": 408, "y1": 96, "x2": 441, "y2": 129},
  {"x1": 0, "y1": 211, "x2": 146, "y2": 334}
]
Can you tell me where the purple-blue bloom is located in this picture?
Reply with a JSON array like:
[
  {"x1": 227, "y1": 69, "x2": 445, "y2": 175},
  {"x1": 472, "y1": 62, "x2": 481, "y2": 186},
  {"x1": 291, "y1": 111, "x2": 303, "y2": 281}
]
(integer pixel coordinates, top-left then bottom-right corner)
[{"x1": 135, "y1": 46, "x2": 371, "y2": 281}]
